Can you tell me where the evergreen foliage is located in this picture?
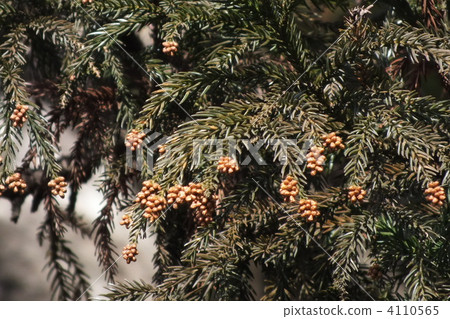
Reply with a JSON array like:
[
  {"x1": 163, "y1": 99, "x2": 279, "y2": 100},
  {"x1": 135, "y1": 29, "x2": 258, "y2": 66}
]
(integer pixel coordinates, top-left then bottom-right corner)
[{"x1": 0, "y1": 0, "x2": 449, "y2": 300}]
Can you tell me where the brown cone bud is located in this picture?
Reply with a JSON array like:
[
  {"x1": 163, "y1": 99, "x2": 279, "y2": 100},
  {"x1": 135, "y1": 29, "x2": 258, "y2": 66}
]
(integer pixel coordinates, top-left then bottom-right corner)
[
  {"x1": 126, "y1": 129, "x2": 146, "y2": 151},
  {"x1": 217, "y1": 156, "x2": 239, "y2": 174},
  {"x1": 306, "y1": 146, "x2": 326, "y2": 176},
  {"x1": 48, "y1": 176, "x2": 68, "y2": 199},
  {"x1": 425, "y1": 182, "x2": 446, "y2": 207},
  {"x1": 298, "y1": 199, "x2": 320, "y2": 222},
  {"x1": 122, "y1": 243, "x2": 139, "y2": 264}
]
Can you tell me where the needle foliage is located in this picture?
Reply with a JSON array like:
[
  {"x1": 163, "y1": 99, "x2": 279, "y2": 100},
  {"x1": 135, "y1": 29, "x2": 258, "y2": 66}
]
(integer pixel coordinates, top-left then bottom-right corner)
[{"x1": 0, "y1": 0, "x2": 449, "y2": 301}]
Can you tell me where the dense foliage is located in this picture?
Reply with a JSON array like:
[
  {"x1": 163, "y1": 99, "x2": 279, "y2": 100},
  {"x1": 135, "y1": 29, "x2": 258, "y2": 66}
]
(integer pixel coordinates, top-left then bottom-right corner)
[{"x1": 0, "y1": 0, "x2": 449, "y2": 300}]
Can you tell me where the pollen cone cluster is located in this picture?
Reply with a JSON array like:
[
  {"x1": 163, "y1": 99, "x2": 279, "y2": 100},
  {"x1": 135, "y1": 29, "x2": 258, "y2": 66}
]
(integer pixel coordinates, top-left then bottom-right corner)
[
  {"x1": 306, "y1": 146, "x2": 326, "y2": 176},
  {"x1": 279, "y1": 176, "x2": 298, "y2": 202},
  {"x1": 298, "y1": 199, "x2": 320, "y2": 222},
  {"x1": 167, "y1": 184, "x2": 189, "y2": 209},
  {"x1": 347, "y1": 185, "x2": 366, "y2": 203},
  {"x1": 135, "y1": 181, "x2": 167, "y2": 223},
  {"x1": 425, "y1": 181, "x2": 446, "y2": 206},
  {"x1": 122, "y1": 243, "x2": 138, "y2": 264},
  {"x1": 167, "y1": 183, "x2": 216, "y2": 226},
  {"x1": 10, "y1": 104, "x2": 28, "y2": 128},
  {"x1": 6, "y1": 173, "x2": 27, "y2": 194},
  {"x1": 125, "y1": 129, "x2": 146, "y2": 151},
  {"x1": 217, "y1": 156, "x2": 239, "y2": 174},
  {"x1": 321, "y1": 132, "x2": 345, "y2": 151},
  {"x1": 48, "y1": 176, "x2": 68, "y2": 198},
  {"x1": 167, "y1": 183, "x2": 204, "y2": 208},
  {"x1": 183, "y1": 183, "x2": 205, "y2": 207},
  {"x1": 193, "y1": 195, "x2": 217, "y2": 227},
  {"x1": 162, "y1": 41, "x2": 179, "y2": 56},
  {"x1": 142, "y1": 194, "x2": 167, "y2": 222},
  {"x1": 120, "y1": 214, "x2": 132, "y2": 229}
]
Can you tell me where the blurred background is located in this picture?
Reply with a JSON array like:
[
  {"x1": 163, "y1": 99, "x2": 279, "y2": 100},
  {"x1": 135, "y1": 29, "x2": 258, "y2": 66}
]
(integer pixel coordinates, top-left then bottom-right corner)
[{"x1": 0, "y1": 129, "x2": 157, "y2": 300}]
